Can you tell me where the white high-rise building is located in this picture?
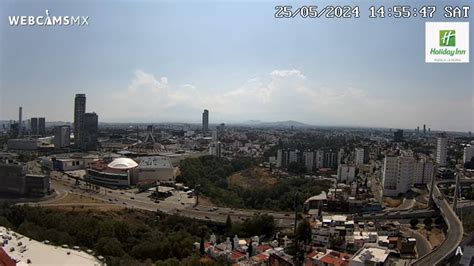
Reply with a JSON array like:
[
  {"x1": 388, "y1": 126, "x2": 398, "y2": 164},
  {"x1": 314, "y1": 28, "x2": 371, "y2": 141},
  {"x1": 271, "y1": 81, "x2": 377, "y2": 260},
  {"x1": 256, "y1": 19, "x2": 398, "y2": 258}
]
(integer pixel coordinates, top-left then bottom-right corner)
[
  {"x1": 355, "y1": 147, "x2": 369, "y2": 166},
  {"x1": 337, "y1": 148, "x2": 345, "y2": 165},
  {"x1": 209, "y1": 141, "x2": 222, "y2": 157},
  {"x1": 303, "y1": 151, "x2": 314, "y2": 172},
  {"x1": 276, "y1": 149, "x2": 283, "y2": 168},
  {"x1": 211, "y1": 130, "x2": 218, "y2": 142},
  {"x1": 436, "y1": 135, "x2": 448, "y2": 167},
  {"x1": 413, "y1": 158, "x2": 436, "y2": 185},
  {"x1": 289, "y1": 150, "x2": 298, "y2": 163},
  {"x1": 53, "y1": 126, "x2": 71, "y2": 149},
  {"x1": 382, "y1": 152, "x2": 415, "y2": 197},
  {"x1": 315, "y1": 150, "x2": 324, "y2": 169},
  {"x1": 337, "y1": 164, "x2": 356, "y2": 183},
  {"x1": 463, "y1": 145, "x2": 474, "y2": 163}
]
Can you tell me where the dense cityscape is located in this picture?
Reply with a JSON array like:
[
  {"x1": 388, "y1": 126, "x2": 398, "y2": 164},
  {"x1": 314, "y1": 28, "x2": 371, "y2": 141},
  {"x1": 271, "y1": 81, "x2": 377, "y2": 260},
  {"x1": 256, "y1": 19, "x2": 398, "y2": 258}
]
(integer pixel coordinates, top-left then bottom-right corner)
[
  {"x1": 0, "y1": 91, "x2": 472, "y2": 265},
  {"x1": 1, "y1": 0, "x2": 473, "y2": 265}
]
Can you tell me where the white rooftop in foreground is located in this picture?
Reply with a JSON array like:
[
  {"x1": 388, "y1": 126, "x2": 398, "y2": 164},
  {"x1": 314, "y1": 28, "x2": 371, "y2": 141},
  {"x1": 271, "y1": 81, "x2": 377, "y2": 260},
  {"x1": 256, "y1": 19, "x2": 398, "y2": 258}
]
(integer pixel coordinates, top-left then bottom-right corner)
[
  {"x1": 0, "y1": 226, "x2": 102, "y2": 266},
  {"x1": 350, "y1": 246, "x2": 390, "y2": 265}
]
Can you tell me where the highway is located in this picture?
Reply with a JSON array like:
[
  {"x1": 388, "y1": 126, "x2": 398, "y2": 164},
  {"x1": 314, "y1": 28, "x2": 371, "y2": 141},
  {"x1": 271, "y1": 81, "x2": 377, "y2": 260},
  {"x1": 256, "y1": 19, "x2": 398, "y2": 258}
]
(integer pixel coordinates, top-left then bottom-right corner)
[
  {"x1": 412, "y1": 183, "x2": 464, "y2": 266},
  {"x1": 44, "y1": 172, "x2": 296, "y2": 228}
]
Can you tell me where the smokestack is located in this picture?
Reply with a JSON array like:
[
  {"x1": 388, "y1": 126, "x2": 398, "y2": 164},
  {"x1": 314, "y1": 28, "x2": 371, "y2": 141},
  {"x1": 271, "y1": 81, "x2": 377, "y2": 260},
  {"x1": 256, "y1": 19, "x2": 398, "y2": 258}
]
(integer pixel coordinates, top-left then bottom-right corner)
[{"x1": 18, "y1": 106, "x2": 22, "y2": 136}]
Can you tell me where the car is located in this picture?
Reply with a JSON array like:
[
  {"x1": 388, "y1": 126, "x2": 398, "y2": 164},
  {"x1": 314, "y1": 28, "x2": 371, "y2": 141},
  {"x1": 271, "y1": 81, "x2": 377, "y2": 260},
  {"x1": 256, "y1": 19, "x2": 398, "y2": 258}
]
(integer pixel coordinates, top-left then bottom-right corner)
[
  {"x1": 194, "y1": 207, "x2": 199, "y2": 210},
  {"x1": 205, "y1": 216, "x2": 210, "y2": 219},
  {"x1": 130, "y1": 197, "x2": 135, "y2": 200},
  {"x1": 120, "y1": 192, "x2": 124, "y2": 195},
  {"x1": 208, "y1": 208, "x2": 214, "y2": 211},
  {"x1": 108, "y1": 198, "x2": 113, "y2": 202},
  {"x1": 284, "y1": 214, "x2": 290, "y2": 217},
  {"x1": 181, "y1": 202, "x2": 185, "y2": 205},
  {"x1": 122, "y1": 202, "x2": 127, "y2": 205},
  {"x1": 408, "y1": 209, "x2": 414, "y2": 213},
  {"x1": 154, "y1": 200, "x2": 160, "y2": 203}
]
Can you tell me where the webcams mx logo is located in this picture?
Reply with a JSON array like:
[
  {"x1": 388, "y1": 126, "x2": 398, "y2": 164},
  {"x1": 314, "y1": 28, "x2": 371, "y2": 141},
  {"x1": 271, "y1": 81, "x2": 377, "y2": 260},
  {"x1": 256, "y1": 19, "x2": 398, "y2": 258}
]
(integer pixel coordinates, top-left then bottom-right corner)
[{"x1": 439, "y1": 30, "x2": 456, "y2": 47}]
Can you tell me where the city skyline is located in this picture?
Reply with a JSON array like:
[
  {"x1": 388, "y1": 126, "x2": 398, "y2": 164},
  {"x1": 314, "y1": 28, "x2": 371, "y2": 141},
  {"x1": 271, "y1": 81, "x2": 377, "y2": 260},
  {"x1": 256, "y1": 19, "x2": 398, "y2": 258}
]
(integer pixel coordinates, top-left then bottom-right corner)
[{"x1": 1, "y1": 0, "x2": 472, "y2": 132}]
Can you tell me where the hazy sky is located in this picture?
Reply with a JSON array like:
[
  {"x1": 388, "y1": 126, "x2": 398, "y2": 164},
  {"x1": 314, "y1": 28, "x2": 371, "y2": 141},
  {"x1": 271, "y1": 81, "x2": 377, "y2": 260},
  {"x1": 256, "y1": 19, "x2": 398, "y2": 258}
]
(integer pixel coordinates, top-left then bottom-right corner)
[{"x1": 1, "y1": 0, "x2": 473, "y2": 131}]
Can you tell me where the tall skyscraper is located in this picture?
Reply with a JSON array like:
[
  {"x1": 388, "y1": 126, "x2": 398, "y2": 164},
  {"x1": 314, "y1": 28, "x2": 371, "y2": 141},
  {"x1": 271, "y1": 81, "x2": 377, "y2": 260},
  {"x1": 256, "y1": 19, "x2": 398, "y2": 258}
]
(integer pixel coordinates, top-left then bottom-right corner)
[
  {"x1": 38, "y1": 117, "x2": 46, "y2": 135},
  {"x1": 202, "y1": 109, "x2": 209, "y2": 133},
  {"x1": 18, "y1": 106, "x2": 22, "y2": 137},
  {"x1": 423, "y1": 124, "x2": 426, "y2": 135},
  {"x1": 30, "y1": 118, "x2": 38, "y2": 135},
  {"x1": 436, "y1": 134, "x2": 448, "y2": 167},
  {"x1": 74, "y1": 94, "x2": 86, "y2": 148},
  {"x1": 83, "y1": 112, "x2": 98, "y2": 150}
]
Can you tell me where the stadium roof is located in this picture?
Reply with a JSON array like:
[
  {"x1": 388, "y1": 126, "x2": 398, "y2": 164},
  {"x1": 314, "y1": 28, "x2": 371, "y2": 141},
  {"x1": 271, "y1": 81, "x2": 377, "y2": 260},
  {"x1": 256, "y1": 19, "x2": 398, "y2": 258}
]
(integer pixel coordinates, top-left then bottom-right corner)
[{"x1": 107, "y1": 158, "x2": 138, "y2": 169}]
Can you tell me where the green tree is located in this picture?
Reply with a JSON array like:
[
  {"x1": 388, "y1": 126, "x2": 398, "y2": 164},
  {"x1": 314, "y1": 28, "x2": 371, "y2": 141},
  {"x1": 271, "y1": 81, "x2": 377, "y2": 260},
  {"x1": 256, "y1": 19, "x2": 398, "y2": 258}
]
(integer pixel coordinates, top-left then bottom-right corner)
[
  {"x1": 410, "y1": 218, "x2": 419, "y2": 229},
  {"x1": 225, "y1": 215, "x2": 233, "y2": 235},
  {"x1": 95, "y1": 237, "x2": 125, "y2": 257},
  {"x1": 295, "y1": 220, "x2": 312, "y2": 245},
  {"x1": 288, "y1": 161, "x2": 307, "y2": 174}
]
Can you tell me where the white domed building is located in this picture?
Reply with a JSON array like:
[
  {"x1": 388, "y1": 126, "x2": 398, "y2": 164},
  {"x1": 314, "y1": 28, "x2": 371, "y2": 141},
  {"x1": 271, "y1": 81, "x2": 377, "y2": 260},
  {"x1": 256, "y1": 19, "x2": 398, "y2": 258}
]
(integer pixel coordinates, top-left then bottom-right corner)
[{"x1": 87, "y1": 158, "x2": 139, "y2": 187}]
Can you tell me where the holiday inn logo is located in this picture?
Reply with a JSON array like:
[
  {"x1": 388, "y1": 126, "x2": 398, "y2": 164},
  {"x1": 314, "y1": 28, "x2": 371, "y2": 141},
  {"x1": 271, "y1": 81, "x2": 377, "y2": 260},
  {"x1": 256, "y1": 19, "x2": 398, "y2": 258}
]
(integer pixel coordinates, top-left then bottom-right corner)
[
  {"x1": 439, "y1": 30, "x2": 456, "y2": 47},
  {"x1": 426, "y1": 22, "x2": 469, "y2": 63}
]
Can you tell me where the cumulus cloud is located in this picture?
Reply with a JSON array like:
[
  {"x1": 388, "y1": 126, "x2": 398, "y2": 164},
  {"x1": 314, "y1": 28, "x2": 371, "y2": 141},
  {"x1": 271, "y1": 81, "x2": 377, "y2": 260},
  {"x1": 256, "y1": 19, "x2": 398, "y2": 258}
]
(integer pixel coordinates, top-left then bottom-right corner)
[
  {"x1": 104, "y1": 69, "x2": 472, "y2": 130},
  {"x1": 107, "y1": 68, "x2": 380, "y2": 123}
]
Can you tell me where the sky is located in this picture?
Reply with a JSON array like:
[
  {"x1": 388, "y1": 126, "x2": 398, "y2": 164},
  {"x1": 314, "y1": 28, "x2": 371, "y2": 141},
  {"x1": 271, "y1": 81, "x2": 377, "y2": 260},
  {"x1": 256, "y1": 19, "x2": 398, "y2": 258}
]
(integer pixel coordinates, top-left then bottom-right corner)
[{"x1": 0, "y1": 0, "x2": 473, "y2": 132}]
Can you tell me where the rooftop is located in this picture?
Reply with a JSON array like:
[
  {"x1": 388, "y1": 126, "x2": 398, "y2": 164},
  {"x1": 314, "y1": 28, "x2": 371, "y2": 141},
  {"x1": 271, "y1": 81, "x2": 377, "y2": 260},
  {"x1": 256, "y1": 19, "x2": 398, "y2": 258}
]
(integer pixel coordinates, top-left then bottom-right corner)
[
  {"x1": 0, "y1": 226, "x2": 101, "y2": 265},
  {"x1": 137, "y1": 156, "x2": 173, "y2": 169},
  {"x1": 107, "y1": 158, "x2": 138, "y2": 169},
  {"x1": 351, "y1": 246, "x2": 390, "y2": 264}
]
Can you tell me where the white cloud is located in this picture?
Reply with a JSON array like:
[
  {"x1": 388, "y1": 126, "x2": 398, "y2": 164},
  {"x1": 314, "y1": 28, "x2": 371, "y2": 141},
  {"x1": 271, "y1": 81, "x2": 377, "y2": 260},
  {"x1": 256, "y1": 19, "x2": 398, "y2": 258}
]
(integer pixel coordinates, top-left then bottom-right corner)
[{"x1": 103, "y1": 69, "x2": 473, "y2": 131}]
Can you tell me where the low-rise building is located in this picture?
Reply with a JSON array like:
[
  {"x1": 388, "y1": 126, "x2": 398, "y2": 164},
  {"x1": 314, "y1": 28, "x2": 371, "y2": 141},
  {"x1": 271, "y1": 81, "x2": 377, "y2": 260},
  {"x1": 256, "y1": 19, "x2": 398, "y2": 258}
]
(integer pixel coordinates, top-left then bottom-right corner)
[
  {"x1": 349, "y1": 246, "x2": 390, "y2": 266},
  {"x1": 136, "y1": 156, "x2": 175, "y2": 184},
  {"x1": 0, "y1": 162, "x2": 49, "y2": 197}
]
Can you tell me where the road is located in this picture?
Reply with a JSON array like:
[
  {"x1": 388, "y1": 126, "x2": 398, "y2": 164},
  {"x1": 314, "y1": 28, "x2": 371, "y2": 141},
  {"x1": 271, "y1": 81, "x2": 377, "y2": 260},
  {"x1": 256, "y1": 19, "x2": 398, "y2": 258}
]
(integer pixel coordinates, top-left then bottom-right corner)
[
  {"x1": 412, "y1": 183, "x2": 464, "y2": 266},
  {"x1": 401, "y1": 226, "x2": 432, "y2": 257},
  {"x1": 45, "y1": 172, "x2": 296, "y2": 228}
]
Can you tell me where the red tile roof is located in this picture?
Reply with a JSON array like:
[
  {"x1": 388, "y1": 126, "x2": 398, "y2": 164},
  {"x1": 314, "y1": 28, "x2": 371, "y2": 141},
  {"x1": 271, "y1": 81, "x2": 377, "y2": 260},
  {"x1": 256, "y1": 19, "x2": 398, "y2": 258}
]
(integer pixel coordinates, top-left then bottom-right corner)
[
  {"x1": 319, "y1": 251, "x2": 350, "y2": 266},
  {"x1": 230, "y1": 250, "x2": 246, "y2": 261},
  {"x1": 0, "y1": 248, "x2": 16, "y2": 266},
  {"x1": 256, "y1": 245, "x2": 272, "y2": 253}
]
